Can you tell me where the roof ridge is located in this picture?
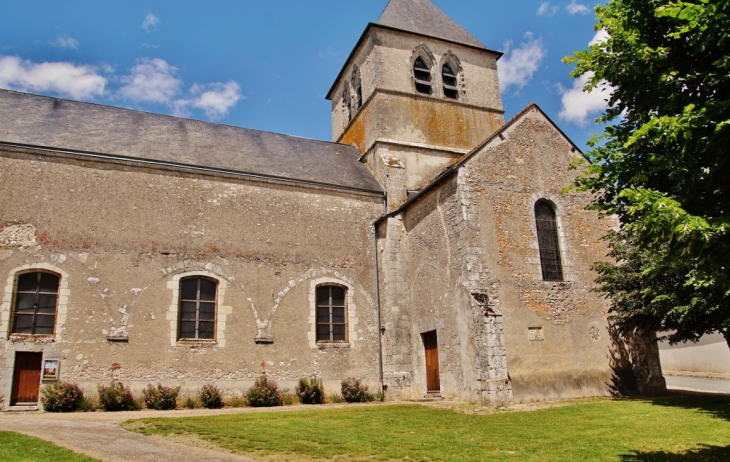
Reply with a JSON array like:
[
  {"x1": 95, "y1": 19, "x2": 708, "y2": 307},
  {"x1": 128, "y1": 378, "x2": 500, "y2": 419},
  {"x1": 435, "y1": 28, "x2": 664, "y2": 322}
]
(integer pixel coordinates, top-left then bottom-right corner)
[{"x1": 376, "y1": 0, "x2": 487, "y2": 50}]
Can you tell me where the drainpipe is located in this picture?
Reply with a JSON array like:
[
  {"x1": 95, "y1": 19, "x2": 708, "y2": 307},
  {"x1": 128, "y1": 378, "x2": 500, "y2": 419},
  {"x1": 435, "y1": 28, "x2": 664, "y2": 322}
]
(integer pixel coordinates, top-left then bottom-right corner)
[{"x1": 373, "y1": 194, "x2": 386, "y2": 394}]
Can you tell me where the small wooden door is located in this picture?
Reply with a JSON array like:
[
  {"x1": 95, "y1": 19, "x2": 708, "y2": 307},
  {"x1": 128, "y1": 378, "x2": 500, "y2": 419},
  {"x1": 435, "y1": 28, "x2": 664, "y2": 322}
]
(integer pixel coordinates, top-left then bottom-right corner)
[
  {"x1": 423, "y1": 330, "x2": 440, "y2": 393},
  {"x1": 11, "y1": 352, "x2": 43, "y2": 405}
]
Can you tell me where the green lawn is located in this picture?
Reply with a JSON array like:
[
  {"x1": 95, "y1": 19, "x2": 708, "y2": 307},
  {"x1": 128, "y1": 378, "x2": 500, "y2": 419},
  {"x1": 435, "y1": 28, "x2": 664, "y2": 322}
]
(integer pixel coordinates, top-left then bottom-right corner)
[
  {"x1": 0, "y1": 431, "x2": 100, "y2": 462},
  {"x1": 125, "y1": 394, "x2": 730, "y2": 461}
]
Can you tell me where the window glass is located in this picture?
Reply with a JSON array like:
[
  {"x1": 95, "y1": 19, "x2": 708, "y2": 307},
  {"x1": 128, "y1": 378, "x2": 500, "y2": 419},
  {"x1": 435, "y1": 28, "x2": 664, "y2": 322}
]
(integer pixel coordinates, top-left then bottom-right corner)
[
  {"x1": 315, "y1": 285, "x2": 348, "y2": 342},
  {"x1": 535, "y1": 202, "x2": 564, "y2": 282},
  {"x1": 178, "y1": 277, "x2": 218, "y2": 340},
  {"x1": 11, "y1": 271, "x2": 60, "y2": 335}
]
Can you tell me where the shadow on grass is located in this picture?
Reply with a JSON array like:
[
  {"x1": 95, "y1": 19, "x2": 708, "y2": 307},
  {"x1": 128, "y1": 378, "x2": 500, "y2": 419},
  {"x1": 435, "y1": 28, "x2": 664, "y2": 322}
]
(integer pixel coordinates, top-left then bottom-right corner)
[
  {"x1": 630, "y1": 391, "x2": 730, "y2": 422},
  {"x1": 620, "y1": 444, "x2": 730, "y2": 461}
]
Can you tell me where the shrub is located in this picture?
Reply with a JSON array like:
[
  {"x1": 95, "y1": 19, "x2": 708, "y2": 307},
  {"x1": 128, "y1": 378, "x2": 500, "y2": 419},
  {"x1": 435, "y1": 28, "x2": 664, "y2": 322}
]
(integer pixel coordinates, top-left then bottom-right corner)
[
  {"x1": 199, "y1": 384, "x2": 223, "y2": 409},
  {"x1": 40, "y1": 382, "x2": 85, "y2": 412},
  {"x1": 227, "y1": 393, "x2": 247, "y2": 408},
  {"x1": 181, "y1": 395, "x2": 200, "y2": 409},
  {"x1": 282, "y1": 391, "x2": 295, "y2": 406},
  {"x1": 77, "y1": 397, "x2": 98, "y2": 412},
  {"x1": 142, "y1": 383, "x2": 180, "y2": 410},
  {"x1": 97, "y1": 382, "x2": 139, "y2": 411},
  {"x1": 327, "y1": 393, "x2": 345, "y2": 403},
  {"x1": 245, "y1": 376, "x2": 283, "y2": 407},
  {"x1": 295, "y1": 377, "x2": 325, "y2": 405},
  {"x1": 341, "y1": 378, "x2": 375, "y2": 403}
]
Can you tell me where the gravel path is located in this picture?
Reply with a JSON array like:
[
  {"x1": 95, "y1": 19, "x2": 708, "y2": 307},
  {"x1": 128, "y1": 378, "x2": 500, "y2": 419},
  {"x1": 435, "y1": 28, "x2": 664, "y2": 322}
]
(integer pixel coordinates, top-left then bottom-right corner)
[{"x1": 0, "y1": 408, "x2": 266, "y2": 462}]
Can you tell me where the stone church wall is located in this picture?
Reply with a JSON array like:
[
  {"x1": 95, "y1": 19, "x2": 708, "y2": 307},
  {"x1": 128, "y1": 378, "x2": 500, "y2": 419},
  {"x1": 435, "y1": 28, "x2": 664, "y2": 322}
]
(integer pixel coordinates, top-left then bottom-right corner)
[
  {"x1": 0, "y1": 146, "x2": 384, "y2": 399},
  {"x1": 468, "y1": 108, "x2": 617, "y2": 402}
]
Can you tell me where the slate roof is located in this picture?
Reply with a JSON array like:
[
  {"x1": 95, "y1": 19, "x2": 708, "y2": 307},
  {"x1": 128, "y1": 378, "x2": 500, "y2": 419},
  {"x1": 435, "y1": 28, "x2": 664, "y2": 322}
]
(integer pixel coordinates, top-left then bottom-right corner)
[
  {"x1": 377, "y1": 0, "x2": 487, "y2": 50},
  {"x1": 0, "y1": 89, "x2": 383, "y2": 193}
]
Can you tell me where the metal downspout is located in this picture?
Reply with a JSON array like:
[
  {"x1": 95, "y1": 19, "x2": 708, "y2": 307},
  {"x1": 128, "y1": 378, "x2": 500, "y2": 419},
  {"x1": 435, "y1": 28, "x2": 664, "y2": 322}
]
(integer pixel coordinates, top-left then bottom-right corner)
[{"x1": 373, "y1": 195, "x2": 386, "y2": 395}]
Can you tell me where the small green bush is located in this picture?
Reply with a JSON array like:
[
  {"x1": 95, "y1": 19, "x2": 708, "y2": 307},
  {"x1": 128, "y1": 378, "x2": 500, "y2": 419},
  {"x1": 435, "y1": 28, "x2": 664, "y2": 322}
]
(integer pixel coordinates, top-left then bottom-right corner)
[
  {"x1": 142, "y1": 383, "x2": 180, "y2": 410},
  {"x1": 295, "y1": 377, "x2": 325, "y2": 404},
  {"x1": 40, "y1": 382, "x2": 85, "y2": 412},
  {"x1": 327, "y1": 393, "x2": 345, "y2": 403},
  {"x1": 199, "y1": 384, "x2": 223, "y2": 409},
  {"x1": 181, "y1": 395, "x2": 200, "y2": 409},
  {"x1": 282, "y1": 392, "x2": 295, "y2": 406},
  {"x1": 341, "y1": 378, "x2": 375, "y2": 403},
  {"x1": 77, "y1": 397, "x2": 98, "y2": 412},
  {"x1": 97, "y1": 382, "x2": 139, "y2": 411},
  {"x1": 227, "y1": 393, "x2": 247, "y2": 408},
  {"x1": 245, "y1": 376, "x2": 283, "y2": 407}
]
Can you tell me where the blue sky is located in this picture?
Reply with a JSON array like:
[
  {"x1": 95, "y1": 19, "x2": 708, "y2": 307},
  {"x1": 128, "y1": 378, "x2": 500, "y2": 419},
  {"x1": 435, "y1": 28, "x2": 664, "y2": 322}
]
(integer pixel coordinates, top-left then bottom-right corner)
[{"x1": 0, "y1": 0, "x2": 608, "y2": 150}]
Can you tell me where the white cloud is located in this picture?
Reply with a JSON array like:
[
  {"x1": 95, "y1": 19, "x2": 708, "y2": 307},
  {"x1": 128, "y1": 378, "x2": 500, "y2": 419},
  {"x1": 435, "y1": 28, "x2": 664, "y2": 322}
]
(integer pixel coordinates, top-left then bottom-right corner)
[
  {"x1": 537, "y1": 2, "x2": 559, "y2": 17},
  {"x1": 118, "y1": 58, "x2": 182, "y2": 103},
  {"x1": 53, "y1": 36, "x2": 79, "y2": 50},
  {"x1": 142, "y1": 13, "x2": 160, "y2": 31},
  {"x1": 174, "y1": 81, "x2": 243, "y2": 120},
  {"x1": 559, "y1": 31, "x2": 613, "y2": 126},
  {"x1": 498, "y1": 33, "x2": 546, "y2": 93},
  {"x1": 566, "y1": 1, "x2": 590, "y2": 15},
  {"x1": 0, "y1": 56, "x2": 106, "y2": 99}
]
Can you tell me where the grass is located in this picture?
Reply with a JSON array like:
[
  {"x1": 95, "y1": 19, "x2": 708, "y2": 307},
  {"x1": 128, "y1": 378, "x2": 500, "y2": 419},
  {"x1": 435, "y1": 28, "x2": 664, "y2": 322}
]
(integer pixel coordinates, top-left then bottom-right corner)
[
  {"x1": 0, "y1": 431, "x2": 100, "y2": 462},
  {"x1": 124, "y1": 394, "x2": 730, "y2": 461}
]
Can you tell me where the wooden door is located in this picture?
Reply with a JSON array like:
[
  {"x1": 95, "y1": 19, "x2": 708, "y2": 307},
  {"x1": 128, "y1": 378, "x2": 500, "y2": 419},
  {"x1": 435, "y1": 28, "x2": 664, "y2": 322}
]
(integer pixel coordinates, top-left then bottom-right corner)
[
  {"x1": 11, "y1": 352, "x2": 43, "y2": 405},
  {"x1": 423, "y1": 330, "x2": 440, "y2": 392}
]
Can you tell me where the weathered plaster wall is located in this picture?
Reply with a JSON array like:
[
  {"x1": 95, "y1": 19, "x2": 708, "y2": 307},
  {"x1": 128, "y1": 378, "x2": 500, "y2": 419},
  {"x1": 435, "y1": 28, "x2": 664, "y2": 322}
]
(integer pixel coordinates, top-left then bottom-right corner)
[{"x1": 0, "y1": 147, "x2": 383, "y2": 402}]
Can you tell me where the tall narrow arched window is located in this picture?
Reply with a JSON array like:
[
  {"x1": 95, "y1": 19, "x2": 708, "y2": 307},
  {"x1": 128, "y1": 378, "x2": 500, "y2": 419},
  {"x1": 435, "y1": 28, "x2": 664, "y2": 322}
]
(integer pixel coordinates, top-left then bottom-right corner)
[
  {"x1": 11, "y1": 271, "x2": 60, "y2": 335},
  {"x1": 442, "y1": 64, "x2": 458, "y2": 100},
  {"x1": 342, "y1": 83, "x2": 352, "y2": 123},
  {"x1": 535, "y1": 201, "x2": 564, "y2": 282},
  {"x1": 352, "y1": 66, "x2": 362, "y2": 111},
  {"x1": 316, "y1": 285, "x2": 347, "y2": 342},
  {"x1": 178, "y1": 277, "x2": 217, "y2": 340},
  {"x1": 413, "y1": 57, "x2": 432, "y2": 95}
]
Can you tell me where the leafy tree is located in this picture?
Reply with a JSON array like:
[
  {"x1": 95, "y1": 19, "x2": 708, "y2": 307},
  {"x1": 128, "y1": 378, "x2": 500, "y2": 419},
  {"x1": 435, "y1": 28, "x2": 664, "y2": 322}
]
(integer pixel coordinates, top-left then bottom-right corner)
[{"x1": 565, "y1": 0, "x2": 730, "y2": 347}]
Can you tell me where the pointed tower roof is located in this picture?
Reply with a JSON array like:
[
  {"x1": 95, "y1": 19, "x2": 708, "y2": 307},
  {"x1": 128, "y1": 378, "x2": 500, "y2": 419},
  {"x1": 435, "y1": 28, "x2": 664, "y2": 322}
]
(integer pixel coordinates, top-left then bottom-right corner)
[{"x1": 376, "y1": 0, "x2": 487, "y2": 49}]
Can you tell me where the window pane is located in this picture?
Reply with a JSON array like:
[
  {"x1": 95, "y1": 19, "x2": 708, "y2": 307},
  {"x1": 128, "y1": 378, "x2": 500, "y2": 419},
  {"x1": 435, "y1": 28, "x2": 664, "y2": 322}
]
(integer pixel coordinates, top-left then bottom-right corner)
[
  {"x1": 15, "y1": 294, "x2": 35, "y2": 313},
  {"x1": 316, "y1": 287, "x2": 329, "y2": 306},
  {"x1": 37, "y1": 295, "x2": 57, "y2": 313},
  {"x1": 12, "y1": 315, "x2": 33, "y2": 334},
  {"x1": 332, "y1": 307, "x2": 346, "y2": 323},
  {"x1": 17, "y1": 273, "x2": 38, "y2": 292},
  {"x1": 198, "y1": 322, "x2": 215, "y2": 339},
  {"x1": 333, "y1": 324, "x2": 347, "y2": 341},
  {"x1": 199, "y1": 279, "x2": 216, "y2": 301},
  {"x1": 35, "y1": 315, "x2": 56, "y2": 332},
  {"x1": 199, "y1": 303, "x2": 216, "y2": 320},
  {"x1": 317, "y1": 307, "x2": 330, "y2": 323},
  {"x1": 180, "y1": 301, "x2": 197, "y2": 319},
  {"x1": 179, "y1": 321, "x2": 196, "y2": 339},
  {"x1": 180, "y1": 279, "x2": 198, "y2": 300},
  {"x1": 316, "y1": 324, "x2": 330, "y2": 341},
  {"x1": 39, "y1": 273, "x2": 59, "y2": 293},
  {"x1": 331, "y1": 287, "x2": 345, "y2": 306}
]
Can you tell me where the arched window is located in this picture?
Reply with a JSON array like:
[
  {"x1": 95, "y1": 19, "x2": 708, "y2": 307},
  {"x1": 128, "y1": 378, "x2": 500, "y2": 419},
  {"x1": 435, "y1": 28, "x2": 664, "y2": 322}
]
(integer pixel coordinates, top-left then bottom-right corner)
[
  {"x1": 11, "y1": 271, "x2": 60, "y2": 335},
  {"x1": 413, "y1": 57, "x2": 432, "y2": 95},
  {"x1": 535, "y1": 201, "x2": 564, "y2": 282},
  {"x1": 352, "y1": 66, "x2": 362, "y2": 111},
  {"x1": 342, "y1": 83, "x2": 352, "y2": 123},
  {"x1": 178, "y1": 277, "x2": 217, "y2": 340},
  {"x1": 442, "y1": 63, "x2": 458, "y2": 100},
  {"x1": 316, "y1": 285, "x2": 347, "y2": 342}
]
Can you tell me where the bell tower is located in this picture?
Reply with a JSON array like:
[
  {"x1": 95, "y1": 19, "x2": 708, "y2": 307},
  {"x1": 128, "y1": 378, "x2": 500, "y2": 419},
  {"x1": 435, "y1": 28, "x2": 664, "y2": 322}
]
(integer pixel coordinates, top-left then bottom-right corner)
[{"x1": 327, "y1": 0, "x2": 505, "y2": 210}]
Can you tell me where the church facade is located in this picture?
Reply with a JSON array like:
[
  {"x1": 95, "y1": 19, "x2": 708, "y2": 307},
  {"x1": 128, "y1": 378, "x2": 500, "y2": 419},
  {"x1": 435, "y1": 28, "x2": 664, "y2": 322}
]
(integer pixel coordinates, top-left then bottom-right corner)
[{"x1": 0, "y1": 0, "x2": 664, "y2": 409}]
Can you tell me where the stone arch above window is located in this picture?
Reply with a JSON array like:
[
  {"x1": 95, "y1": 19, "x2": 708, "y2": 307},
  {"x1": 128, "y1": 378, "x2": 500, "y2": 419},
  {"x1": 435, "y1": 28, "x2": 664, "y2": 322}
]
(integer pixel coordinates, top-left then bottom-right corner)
[
  {"x1": 166, "y1": 271, "x2": 232, "y2": 347},
  {"x1": 411, "y1": 46, "x2": 435, "y2": 95},
  {"x1": 308, "y1": 277, "x2": 358, "y2": 349},
  {"x1": 534, "y1": 200, "x2": 564, "y2": 282},
  {"x1": 440, "y1": 53, "x2": 462, "y2": 100},
  {"x1": 1, "y1": 263, "x2": 70, "y2": 341},
  {"x1": 351, "y1": 66, "x2": 362, "y2": 112}
]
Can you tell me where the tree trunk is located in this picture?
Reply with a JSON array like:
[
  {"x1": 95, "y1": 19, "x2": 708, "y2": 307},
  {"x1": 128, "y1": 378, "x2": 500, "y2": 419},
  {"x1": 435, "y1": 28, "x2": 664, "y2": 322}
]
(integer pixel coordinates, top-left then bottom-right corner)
[{"x1": 723, "y1": 330, "x2": 730, "y2": 351}]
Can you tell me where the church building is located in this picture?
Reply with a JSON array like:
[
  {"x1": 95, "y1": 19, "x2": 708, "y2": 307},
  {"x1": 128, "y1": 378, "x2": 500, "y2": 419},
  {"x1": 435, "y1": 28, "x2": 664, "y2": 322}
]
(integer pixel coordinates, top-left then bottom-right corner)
[{"x1": 0, "y1": 0, "x2": 665, "y2": 409}]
